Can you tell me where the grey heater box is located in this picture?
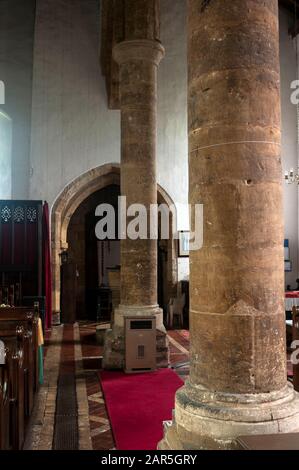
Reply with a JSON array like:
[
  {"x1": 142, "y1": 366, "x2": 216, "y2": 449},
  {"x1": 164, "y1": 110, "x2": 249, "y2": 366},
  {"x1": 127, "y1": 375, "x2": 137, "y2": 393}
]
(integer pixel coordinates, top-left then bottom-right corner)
[{"x1": 124, "y1": 316, "x2": 156, "y2": 373}]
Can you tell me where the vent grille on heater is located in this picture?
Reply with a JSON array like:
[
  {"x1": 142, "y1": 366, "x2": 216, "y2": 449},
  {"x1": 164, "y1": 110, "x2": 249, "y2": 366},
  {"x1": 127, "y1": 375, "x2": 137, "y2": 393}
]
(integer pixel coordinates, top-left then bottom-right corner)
[
  {"x1": 137, "y1": 345, "x2": 145, "y2": 358},
  {"x1": 130, "y1": 320, "x2": 152, "y2": 330}
]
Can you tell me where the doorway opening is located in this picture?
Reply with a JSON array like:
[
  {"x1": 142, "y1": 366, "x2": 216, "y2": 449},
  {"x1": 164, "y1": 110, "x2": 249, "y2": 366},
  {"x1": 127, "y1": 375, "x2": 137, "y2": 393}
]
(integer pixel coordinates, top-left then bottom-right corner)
[
  {"x1": 51, "y1": 164, "x2": 178, "y2": 325},
  {"x1": 61, "y1": 185, "x2": 120, "y2": 323}
]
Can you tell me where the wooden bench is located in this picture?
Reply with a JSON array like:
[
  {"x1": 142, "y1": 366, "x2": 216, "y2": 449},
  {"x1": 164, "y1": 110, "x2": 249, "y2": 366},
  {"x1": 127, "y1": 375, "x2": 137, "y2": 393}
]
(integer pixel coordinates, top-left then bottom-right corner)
[
  {"x1": 0, "y1": 322, "x2": 35, "y2": 411},
  {"x1": 0, "y1": 306, "x2": 41, "y2": 450},
  {"x1": 0, "y1": 326, "x2": 34, "y2": 413},
  {"x1": 1, "y1": 334, "x2": 24, "y2": 450},
  {"x1": 0, "y1": 346, "x2": 10, "y2": 450},
  {"x1": 0, "y1": 326, "x2": 35, "y2": 450},
  {"x1": 0, "y1": 307, "x2": 39, "y2": 393}
]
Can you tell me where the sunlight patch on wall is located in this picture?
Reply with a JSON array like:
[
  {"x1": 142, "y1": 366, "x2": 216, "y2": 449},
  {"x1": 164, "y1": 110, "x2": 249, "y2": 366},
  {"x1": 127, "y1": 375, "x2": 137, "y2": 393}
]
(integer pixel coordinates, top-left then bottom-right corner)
[
  {"x1": 0, "y1": 81, "x2": 4, "y2": 105},
  {"x1": 0, "y1": 111, "x2": 12, "y2": 199}
]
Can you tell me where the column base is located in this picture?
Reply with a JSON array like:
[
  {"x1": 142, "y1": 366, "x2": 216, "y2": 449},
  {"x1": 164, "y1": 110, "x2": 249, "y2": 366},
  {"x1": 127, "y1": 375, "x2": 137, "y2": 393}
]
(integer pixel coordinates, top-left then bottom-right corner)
[
  {"x1": 103, "y1": 305, "x2": 169, "y2": 370},
  {"x1": 158, "y1": 381, "x2": 299, "y2": 450}
]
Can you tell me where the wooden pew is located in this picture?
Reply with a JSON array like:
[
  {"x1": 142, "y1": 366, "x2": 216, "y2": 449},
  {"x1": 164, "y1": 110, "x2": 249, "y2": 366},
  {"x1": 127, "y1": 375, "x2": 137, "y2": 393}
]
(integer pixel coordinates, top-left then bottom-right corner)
[
  {"x1": 2, "y1": 336, "x2": 23, "y2": 450},
  {"x1": 0, "y1": 328, "x2": 29, "y2": 450},
  {"x1": 0, "y1": 307, "x2": 41, "y2": 450},
  {"x1": 0, "y1": 323, "x2": 34, "y2": 418},
  {"x1": 0, "y1": 307, "x2": 39, "y2": 393},
  {"x1": 0, "y1": 346, "x2": 10, "y2": 450}
]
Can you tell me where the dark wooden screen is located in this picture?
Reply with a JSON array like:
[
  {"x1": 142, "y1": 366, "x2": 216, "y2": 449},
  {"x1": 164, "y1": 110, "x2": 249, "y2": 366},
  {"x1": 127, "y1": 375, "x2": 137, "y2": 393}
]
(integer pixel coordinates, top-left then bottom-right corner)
[{"x1": 0, "y1": 200, "x2": 43, "y2": 303}]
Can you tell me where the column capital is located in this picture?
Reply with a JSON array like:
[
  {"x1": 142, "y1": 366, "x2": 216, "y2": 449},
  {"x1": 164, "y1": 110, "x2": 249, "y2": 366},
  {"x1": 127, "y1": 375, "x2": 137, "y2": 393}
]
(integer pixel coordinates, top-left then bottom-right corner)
[{"x1": 113, "y1": 39, "x2": 165, "y2": 66}]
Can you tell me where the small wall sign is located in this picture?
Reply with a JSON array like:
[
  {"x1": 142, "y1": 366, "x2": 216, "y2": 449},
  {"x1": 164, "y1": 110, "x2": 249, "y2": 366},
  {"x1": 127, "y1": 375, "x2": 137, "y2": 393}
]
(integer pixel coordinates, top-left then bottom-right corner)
[{"x1": 178, "y1": 231, "x2": 190, "y2": 257}]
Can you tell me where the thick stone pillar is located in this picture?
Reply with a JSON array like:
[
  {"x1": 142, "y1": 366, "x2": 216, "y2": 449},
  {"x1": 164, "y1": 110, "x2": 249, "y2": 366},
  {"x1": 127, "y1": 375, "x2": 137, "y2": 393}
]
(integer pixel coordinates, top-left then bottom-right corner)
[
  {"x1": 159, "y1": 0, "x2": 299, "y2": 449},
  {"x1": 103, "y1": 1, "x2": 169, "y2": 369}
]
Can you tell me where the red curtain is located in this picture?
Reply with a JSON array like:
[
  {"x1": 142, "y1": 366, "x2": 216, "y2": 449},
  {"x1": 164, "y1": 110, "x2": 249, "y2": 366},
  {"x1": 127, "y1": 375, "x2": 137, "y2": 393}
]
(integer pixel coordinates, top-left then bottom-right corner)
[{"x1": 43, "y1": 202, "x2": 52, "y2": 329}]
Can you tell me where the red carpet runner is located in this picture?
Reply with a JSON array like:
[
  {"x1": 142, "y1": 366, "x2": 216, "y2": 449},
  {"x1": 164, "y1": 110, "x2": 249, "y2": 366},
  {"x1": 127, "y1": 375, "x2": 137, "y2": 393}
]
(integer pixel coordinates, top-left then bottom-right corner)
[{"x1": 99, "y1": 369, "x2": 183, "y2": 450}]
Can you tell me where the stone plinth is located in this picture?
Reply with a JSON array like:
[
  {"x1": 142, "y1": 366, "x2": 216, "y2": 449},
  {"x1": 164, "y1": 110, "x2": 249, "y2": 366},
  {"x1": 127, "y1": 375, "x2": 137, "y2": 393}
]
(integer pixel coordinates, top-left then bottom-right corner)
[{"x1": 103, "y1": 305, "x2": 169, "y2": 370}]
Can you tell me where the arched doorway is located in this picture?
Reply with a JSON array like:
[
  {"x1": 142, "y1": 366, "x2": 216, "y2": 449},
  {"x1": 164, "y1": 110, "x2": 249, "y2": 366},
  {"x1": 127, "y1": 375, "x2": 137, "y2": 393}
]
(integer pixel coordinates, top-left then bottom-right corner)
[
  {"x1": 51, "y1": 164, "x2": 178, "y2": 324},
  {"x1": 61, "y1": 184, "x2": 120, "y2": 323}
]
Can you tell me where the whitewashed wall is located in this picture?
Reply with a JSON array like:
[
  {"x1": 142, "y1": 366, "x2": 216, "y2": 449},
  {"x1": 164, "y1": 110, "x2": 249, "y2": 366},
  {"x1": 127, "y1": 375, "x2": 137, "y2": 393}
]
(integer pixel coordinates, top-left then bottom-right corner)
[
  {"x1": 29, "y1": 0, "x2": 190, "y2": 280},
  {"x1": 280, "y1": 8, "x2": 299, "y2": 287},
  {"x1": 0, "y1": 0, "x2": 36, "y2": 199},
  {"x1": 30, "y1": 0, "x2": 189, "y2": 213},
  {"x1": 158, "y1": 0, "x2": 189, "y2": 280},
  {"x1": 29, "y1": 0, "x2": 120, "y2": 206},
  {"x1": 27, "y1": 1, "x2": 299, "y2": 285}
]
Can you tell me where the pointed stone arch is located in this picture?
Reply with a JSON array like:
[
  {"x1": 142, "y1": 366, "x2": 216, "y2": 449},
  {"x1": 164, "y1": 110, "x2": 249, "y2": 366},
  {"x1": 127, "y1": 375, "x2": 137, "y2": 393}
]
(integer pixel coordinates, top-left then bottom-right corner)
[{"x1": 51, "y1": 163, "x2": 178, "y2": 323}]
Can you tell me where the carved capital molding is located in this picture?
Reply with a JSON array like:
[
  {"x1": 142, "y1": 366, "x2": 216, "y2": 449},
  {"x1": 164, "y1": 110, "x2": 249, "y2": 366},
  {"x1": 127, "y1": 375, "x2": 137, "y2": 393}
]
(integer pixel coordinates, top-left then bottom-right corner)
[{"x1": 113, "y1": 39, "x2": 165, "y2": 67}]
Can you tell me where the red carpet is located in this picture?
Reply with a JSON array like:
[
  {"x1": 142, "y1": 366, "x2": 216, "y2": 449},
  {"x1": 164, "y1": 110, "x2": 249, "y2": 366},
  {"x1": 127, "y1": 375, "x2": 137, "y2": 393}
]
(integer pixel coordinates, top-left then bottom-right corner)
[{"x1": 99, "y1": 369, "x2": 183, "y2": 450}]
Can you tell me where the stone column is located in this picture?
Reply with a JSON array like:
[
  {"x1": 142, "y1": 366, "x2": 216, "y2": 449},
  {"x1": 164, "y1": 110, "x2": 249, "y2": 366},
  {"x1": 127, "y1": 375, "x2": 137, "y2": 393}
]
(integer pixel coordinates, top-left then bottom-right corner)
[
  {"x1": 103, "y1": 1, "x2": 169, "y2": 369},
  {"x1": 159, "y1": 0, "x2": 299, "y2": 449}
]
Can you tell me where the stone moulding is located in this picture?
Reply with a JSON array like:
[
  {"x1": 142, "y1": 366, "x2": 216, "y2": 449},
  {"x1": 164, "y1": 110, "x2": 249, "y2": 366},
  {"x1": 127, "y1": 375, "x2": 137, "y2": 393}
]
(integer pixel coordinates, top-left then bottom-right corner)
[
  {"x1": 51, "y1": 163, "x2": 177, "y2": 325},
  {"x1": 113, "y1": 39, "x2": 165, "y2": 66},
  {"x1": 158, "y1": 381, "x2": 299, "y2": 450}
]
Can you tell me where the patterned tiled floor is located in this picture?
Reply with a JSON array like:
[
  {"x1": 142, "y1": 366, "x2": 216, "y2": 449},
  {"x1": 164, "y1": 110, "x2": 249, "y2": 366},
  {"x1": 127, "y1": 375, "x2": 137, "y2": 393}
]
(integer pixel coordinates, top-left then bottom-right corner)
[
  {"x1": 27, "y1": 322, "x2": 296, "y2": 451},
  {"x1": 78, "y1": 322, "x2": 190, "y2": 450},
  {"x1": 168, "y1": 330, "x2": 190, "y2": 380},
  {"x1": 79, "y1": 323, "x2": 115, "y2": 450},
  {"x1": 27, "y1": 322, "x2": 190, "y2": 450}
]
